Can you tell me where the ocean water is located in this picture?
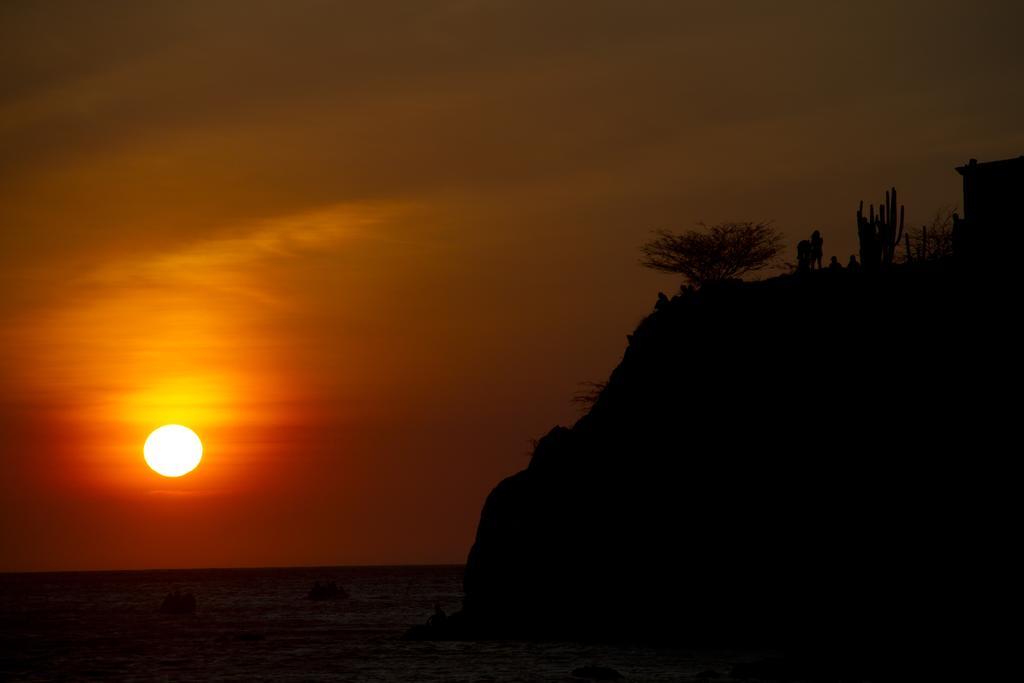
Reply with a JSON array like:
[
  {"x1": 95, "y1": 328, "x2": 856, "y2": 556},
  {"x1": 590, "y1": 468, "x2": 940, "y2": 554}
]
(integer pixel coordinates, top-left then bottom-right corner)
[{"x1": 0, "y1": 566, "x2": 747, "y2": 681}]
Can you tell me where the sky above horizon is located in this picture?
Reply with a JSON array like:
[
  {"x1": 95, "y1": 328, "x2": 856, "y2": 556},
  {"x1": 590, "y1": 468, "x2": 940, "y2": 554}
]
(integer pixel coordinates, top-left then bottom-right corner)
[{"x1": 2, "y1": 0, "x2": 1023, "y2": 571}]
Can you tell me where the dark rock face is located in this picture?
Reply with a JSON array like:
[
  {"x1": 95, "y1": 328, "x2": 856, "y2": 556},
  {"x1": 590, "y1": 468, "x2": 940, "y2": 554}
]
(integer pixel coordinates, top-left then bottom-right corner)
[{"x1": 454, "y1": 264, "x2": 1007, "y2": 651}]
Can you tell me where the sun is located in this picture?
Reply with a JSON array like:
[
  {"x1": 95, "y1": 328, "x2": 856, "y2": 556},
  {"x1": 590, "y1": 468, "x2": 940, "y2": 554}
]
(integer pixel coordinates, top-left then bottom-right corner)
[{"x1": 144, "y1": 425, "x2": 203, "y2": 477}]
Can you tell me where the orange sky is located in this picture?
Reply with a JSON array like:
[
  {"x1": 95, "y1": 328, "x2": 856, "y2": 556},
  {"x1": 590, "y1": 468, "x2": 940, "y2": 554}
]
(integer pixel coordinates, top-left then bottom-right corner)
[{"x1": 2, "y1": 1, "x2": 1023, "y2": 571}]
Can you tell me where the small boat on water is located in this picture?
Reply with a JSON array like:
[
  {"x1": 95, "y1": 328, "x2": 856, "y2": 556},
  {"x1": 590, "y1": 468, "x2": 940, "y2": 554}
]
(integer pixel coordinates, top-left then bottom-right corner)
[
  {"x1": 159, "y1": 590, "x2": 196, "y2": 614},
  {"x1": 307, "y1": 580, "x2": 347, "y2": 601}
]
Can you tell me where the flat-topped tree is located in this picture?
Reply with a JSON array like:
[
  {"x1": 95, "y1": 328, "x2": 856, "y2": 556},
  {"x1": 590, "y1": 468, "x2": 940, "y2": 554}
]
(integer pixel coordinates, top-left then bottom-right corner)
[{"x1": 639, "y1": 221, "x2": 784, "y2": 288}]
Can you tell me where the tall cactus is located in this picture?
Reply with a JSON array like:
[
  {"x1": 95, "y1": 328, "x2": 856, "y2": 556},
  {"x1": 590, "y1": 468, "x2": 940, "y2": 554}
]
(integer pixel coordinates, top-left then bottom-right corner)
[
  {"x1": 856, "y1": 186, "x2": 905, "y2": 269},
  {"x1": 879, "y1": 187, "x2": 905, "y2": 266},
  {"x1": 856, "y1": 200, "x2": 880, "y2": 269}
]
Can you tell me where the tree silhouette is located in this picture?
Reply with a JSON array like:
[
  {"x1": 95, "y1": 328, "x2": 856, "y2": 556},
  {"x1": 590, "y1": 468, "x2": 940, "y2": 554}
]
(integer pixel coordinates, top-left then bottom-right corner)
[
  {"x1": 905, "y1": 207, "x2": 957, "y2": 263},
  {"x1": 639, "y1": 221, "x2": 784, "y2": 287}
]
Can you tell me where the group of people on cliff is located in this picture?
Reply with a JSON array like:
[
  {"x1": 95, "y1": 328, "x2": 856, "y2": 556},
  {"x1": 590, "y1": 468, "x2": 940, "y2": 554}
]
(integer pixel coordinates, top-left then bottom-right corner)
[{"x1": 797, "y1": 230, "x2": 860, "y2": 273}]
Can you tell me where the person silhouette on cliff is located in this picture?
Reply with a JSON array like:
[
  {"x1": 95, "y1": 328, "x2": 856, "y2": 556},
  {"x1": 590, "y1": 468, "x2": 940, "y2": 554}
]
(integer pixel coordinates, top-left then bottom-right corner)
[
  {"x1": 828, "y1": 255, "x2": 842, "y2": 271},
  {"x1": 810, "y1": 230, "x2": 824, "y2": 270},
  {"x1": 847, "y1": 254, "x2": 861, "y2": 271},
  {"x1": 797, "y1": 240, "x2": 812, "y2": 273}
]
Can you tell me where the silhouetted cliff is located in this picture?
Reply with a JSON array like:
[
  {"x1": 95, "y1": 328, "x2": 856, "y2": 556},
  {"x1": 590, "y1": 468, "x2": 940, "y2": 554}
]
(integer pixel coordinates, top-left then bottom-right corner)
[{"x1": 417, "y1": 261, "x2": 1009, "y2": 659}]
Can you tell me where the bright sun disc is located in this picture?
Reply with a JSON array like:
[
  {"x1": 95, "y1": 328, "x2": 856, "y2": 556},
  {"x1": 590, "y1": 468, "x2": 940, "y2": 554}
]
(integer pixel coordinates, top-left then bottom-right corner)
[{"x1": 144, "y1": 425, "x2": 203, "y2": 477}]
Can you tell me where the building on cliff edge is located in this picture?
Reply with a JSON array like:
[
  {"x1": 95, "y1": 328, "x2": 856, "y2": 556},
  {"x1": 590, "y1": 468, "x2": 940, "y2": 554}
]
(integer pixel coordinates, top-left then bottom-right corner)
[{"x1": 953, "y1": 155, "x2": 1024, "y2": 263}]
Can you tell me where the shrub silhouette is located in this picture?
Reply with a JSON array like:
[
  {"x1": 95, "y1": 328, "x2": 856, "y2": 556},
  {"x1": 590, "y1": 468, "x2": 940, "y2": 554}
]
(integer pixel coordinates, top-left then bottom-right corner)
[
  {"x1": 639, "y1": 221, "x2": 783, "y2": 287},
  {"x1": 906, "y1": 207, "x2": 957, "y2": 262}
]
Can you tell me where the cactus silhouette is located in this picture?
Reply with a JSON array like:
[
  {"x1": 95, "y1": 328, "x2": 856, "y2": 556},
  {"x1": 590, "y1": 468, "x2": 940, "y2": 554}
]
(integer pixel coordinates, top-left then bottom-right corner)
[
  {"x1": 856, "y1": 186, "x2": 905, "y2": 269},
  {"x1": 879, "y1": 187, "x2": 905, "y2": 265}
]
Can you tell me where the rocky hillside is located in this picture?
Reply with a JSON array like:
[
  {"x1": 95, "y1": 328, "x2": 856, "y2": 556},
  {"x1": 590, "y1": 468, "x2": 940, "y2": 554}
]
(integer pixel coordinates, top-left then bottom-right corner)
[{"x1": 416, "y1": 261, "x2": 1005, "y2": 656}]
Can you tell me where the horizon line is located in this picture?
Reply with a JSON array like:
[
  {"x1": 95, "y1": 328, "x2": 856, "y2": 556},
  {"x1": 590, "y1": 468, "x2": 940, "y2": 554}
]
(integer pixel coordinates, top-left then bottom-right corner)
[{"x1": 0, "y1": 562, "x2": 466, "y2": 576}]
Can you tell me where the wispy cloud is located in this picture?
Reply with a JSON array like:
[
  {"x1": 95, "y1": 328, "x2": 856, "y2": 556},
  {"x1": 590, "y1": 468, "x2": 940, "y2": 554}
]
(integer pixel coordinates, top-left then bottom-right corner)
[{"x1": 1, "y1": 203, "x2": 389, "y2": 422}]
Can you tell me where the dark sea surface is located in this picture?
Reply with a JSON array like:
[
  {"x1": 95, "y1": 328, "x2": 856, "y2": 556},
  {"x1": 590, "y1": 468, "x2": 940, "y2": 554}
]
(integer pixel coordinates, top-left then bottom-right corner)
[{"x1": 0, "y1": 566, "x2": 751, "y2": 681}]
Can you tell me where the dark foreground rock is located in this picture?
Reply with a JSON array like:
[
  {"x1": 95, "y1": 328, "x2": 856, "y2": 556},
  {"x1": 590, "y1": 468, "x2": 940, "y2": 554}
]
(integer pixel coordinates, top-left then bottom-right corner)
[
  {"x1": 307, "y1": 581, "x2": 346, "y2": 600},
  {"x1": 159, "y1": 590, "x2": 196, "y2": 615},
  {"x1": 729, "y1": 654, "x2": 880, "y2": 681}
]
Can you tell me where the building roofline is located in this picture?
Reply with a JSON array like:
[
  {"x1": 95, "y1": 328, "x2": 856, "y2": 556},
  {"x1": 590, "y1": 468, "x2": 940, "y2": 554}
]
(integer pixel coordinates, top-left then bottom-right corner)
[{"x1": 956, "y1": 155, "x2": 1024, "y2": 175}]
